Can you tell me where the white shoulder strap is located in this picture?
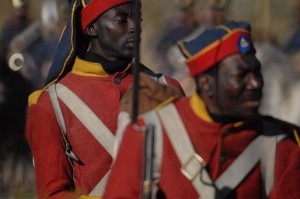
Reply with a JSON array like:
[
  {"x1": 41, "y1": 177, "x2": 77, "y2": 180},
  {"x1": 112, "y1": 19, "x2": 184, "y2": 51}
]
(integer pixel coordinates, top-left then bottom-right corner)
[
  {"x1": 158, "y1": 104, "x2": 215, "y2": 199},
  {"x1": 113, "y1": 111, "x2": 131, "y2": 159},
  {"x1": 48, "y1": 84, "x2": 79, "y2": 178},
  {"x1": 214, "y1": 136, "x2": 263, "y2": 197},
  {"x1": 156, "y1": 104, "x2": 284, "y2": 199},
  {"x1": 260, "y1": 121, "x2": 286, "y2": 197},
  {"x1": 55, "y1": 83, "x2": 114, "y2": 156},
  {"x1": 88, "y1": 170, "x2": 111, "y2": 196},
  {"x1": 48, "y1": 83, "x2": 115, "y2": 196},
  {"x1": 261, "y1": 136, "x2": 277, "y2": 196}
]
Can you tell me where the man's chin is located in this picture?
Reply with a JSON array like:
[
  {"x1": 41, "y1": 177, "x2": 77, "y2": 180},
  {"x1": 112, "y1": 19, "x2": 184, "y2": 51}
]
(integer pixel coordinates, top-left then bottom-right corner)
[
  {"x1": 239, "y1": 108, "x2": 259, "y2": 119},
  {"x1": 223, "y1": 108, "x2": 259, "y2": 121},
  {"x1": 122, "y1": 50, "x2": 135, "y2": 60}
]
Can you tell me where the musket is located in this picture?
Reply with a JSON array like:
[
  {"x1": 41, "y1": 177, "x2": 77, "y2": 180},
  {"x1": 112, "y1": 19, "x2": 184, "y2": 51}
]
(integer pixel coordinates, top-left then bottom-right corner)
[
  {"x1": 141, "y1": 124, "x2": 155, "y2": 199},
  {"x1": 131, "y1": 0, "x2": 141, "y2": 124},
  {"x1": 131, "y1": 0, "x2": 155, "y2": 198}
]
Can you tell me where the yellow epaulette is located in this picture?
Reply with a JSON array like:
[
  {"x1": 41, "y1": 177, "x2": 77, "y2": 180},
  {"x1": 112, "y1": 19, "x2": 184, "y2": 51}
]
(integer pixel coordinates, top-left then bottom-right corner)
[{"x1": 28, "y1": 89, "x2": 46, "y2": 106}]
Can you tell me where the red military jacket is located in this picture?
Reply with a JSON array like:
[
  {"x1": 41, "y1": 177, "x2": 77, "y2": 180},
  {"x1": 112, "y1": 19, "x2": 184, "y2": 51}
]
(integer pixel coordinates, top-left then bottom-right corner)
[
  {"x1": 25, "y1": 57, "x2": 184, "y2": 199},
  {"x1": 103, "y1": 92, "x2": 300, "y2": 199}
]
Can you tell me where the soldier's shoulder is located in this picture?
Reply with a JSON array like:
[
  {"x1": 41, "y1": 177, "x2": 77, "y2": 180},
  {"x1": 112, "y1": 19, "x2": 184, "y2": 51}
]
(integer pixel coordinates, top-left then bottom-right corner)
[{"x1": 262, "y1": 115, "x2": 300, "y2": 145}]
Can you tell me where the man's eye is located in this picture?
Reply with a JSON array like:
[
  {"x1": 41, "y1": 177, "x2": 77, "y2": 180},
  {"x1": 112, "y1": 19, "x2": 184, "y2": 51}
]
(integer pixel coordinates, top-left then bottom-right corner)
[
  {"x1": 234, "y1": 72, "x2": 246, "y2": 80},
  {"x1": 115, "y1": 18, "x2": 127, "y2": 23}
]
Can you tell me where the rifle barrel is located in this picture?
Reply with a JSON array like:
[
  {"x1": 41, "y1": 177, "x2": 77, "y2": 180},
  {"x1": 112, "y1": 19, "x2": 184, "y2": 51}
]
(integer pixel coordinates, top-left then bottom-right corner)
[
  {"x1": 142, "y1": 124, "x2": 155, "y2": 199},
  {"x1": 132, "y1": 0, "x2": 142, "y2": 124}
]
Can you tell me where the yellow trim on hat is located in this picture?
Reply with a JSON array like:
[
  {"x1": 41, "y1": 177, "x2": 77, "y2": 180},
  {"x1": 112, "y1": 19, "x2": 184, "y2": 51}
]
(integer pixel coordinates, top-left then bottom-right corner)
[
  {"x1": 43, "y1": 0, "x2": 78, "y2": 91},
  {"x1": 189, "y1": 92, "x2": 213, "y2": 123},
  {"x1": 29, "y1": 0, "x2": 79, "y2": 106},
  {"x1": 178, "y1": 41, "x2": 192, "y2": 58},
  {"x1": 216, "y1": 25, "x2": 232, "y2": 33},
  {"x1": 189, "y1": 38, "x2": 221, "y2": 60},
  {"x1": 187, "y1": 29, "x2": 250, "y2": 63}
]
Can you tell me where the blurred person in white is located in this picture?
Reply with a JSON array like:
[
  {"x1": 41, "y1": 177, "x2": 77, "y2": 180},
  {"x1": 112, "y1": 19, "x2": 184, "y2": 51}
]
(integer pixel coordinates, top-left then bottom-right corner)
[
  {"x1": 0, "y1": 0, "x2": 32, "y2": 57},
  {"x1": 156, "y1": 0, "x2": 229, "y2": 96},
  {"x1": 0, "y1": 1, "x2": 36, "y2": 198},
  {"x1": 8, "y1": 0, "x2": 68, "y2": 89},
  {"x1": 154, "y1": 0, "x2": 199, "y2": 76},
  {"x1": 0, "y1": 1, "x2": 68, "y2": 198}
]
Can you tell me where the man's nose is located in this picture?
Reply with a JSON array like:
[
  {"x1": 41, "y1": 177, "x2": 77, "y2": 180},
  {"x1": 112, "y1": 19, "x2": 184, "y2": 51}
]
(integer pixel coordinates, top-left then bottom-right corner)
[
  {"x1": 247, "y1": 73, "x2": 263, "y2": 89},
  {"x1": 128, "y1": 18, "x2": 135, "y2": 33}
]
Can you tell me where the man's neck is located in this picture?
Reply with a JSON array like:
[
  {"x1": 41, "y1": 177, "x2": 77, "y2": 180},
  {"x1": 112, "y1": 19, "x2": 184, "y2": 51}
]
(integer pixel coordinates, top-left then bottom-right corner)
[
  {"x1": 209, "y1": 112, "x2": 243, "y2": 124},
  {"x1": 84, "y1": 51, "x2": 131, "y2": 74}
]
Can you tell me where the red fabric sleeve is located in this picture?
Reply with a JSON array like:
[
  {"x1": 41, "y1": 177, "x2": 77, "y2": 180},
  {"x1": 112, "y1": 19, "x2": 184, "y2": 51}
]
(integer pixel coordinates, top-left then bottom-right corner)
[
  {"x1": 165, "y1": 76, "x2": 186, "y2": 97},
  {"x1": 103, "y1": 123, "x2": 144, "y2": 199},
  {"x1": 25, "y1": 95, "x2": 81, "y2": 199},
  {"x1": 270, "y1": 139, "x2": 300, "y2": 199}
]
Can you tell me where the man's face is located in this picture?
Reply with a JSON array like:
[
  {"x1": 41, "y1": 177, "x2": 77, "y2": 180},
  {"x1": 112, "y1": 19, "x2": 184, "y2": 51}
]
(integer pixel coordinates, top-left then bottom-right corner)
[
  {"x1": 212, "y1": 54, "x2": 264, "y2": 119},
  {"x1": 92, "y1": 3, "x2": 136, "y2": 61}
]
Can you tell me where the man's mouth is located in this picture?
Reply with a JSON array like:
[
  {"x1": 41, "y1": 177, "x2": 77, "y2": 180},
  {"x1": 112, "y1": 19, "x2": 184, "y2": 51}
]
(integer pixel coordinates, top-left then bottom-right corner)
[
  {"x1": 244, "y1": 93, "x2": 262, "y2": 108},
  {"x1": 126, "y1": 39, "x2": 135, "y2": 48},
  {"x1": 243, "y1": 91, "x2": 262, "y2": 105},
  {"x1": 244, "y1": 100, "x2": 260, "y2": 107}
]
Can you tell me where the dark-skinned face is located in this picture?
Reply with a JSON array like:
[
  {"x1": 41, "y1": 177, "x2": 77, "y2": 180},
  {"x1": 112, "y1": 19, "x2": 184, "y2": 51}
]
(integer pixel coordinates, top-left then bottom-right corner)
[
  {"x1": 91, "y1": 3, "x2": 136, "y2": 61},
  {"x1": 211, "y1": 53, "x2": 264, "y2": 119}
]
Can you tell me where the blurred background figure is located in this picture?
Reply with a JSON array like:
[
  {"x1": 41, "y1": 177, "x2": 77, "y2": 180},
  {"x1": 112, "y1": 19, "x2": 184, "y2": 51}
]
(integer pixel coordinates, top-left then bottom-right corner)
[
  {"x1": 0, "y1": 0, "x2": 67, "y2": 198},
  {"x1": 0, "y1": 1, "x2": 36, "y2": 198},
  {"x1": 283, "y1": 0, "x2": 300, "y2": 75},
  {"x1": 0, "y1": 0, "x2": 32, "y2": 58},
  {"x1": 6, "y1": 0, "x2": 68, "y2": 89},
  {"x1": 284, "y1": 0, "x2": 300, "y2": 55},
  {"x1": 153, "y1": 0, "x2": 199, "y2": 76},
  {"x1": 154, "y1": 0, "x2": 230, "y2": 96},
  {"x1": 147, "y1": 0, "x2": 300, "y2": 128},
  {"x1": 255, "y1": 41, "x2": 300, "y2": 126}
]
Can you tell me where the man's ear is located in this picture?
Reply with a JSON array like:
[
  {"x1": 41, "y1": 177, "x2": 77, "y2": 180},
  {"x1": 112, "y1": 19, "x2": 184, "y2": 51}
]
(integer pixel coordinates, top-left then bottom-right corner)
[
  {"x1": 197, "y1": 75, "x2": 214, "y2": 97},
  {"x1": 85, "y1": 25, "x2": 97, "y2": 37}
]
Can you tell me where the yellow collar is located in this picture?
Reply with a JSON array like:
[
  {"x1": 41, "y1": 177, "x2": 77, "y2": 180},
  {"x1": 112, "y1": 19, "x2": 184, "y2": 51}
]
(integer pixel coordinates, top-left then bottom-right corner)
[
  {"x1": 71, "y1": 57, "x2": 131, "y2": 77},
  {"x1": 189, "y1": 92, "x2": 244, "y2": 127},
  {"x1": 189, "y1": 92, "x2": 213, "y2": 123}
]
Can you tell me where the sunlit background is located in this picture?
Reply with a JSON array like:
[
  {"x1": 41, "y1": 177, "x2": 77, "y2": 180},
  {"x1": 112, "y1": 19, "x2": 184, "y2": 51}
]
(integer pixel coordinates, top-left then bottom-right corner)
[{"x1": 0, "y1": 0, "x2": 300, "y2": 198}]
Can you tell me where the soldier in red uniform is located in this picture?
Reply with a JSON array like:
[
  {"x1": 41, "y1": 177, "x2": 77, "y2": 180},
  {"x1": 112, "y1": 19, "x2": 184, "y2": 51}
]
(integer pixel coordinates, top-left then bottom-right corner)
[
  {"x1": 103, "y1": 21, "x2": 300, "y2": 199},
  {"x1": 25, "y1": 0, "x2": 184, "y2": 198}
]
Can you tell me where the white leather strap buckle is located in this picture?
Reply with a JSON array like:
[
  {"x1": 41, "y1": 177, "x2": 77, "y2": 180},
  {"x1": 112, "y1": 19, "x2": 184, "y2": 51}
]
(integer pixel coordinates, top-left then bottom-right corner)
[{"x1": 181, "y1": 153, "x2": 206, "y2": 181}]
